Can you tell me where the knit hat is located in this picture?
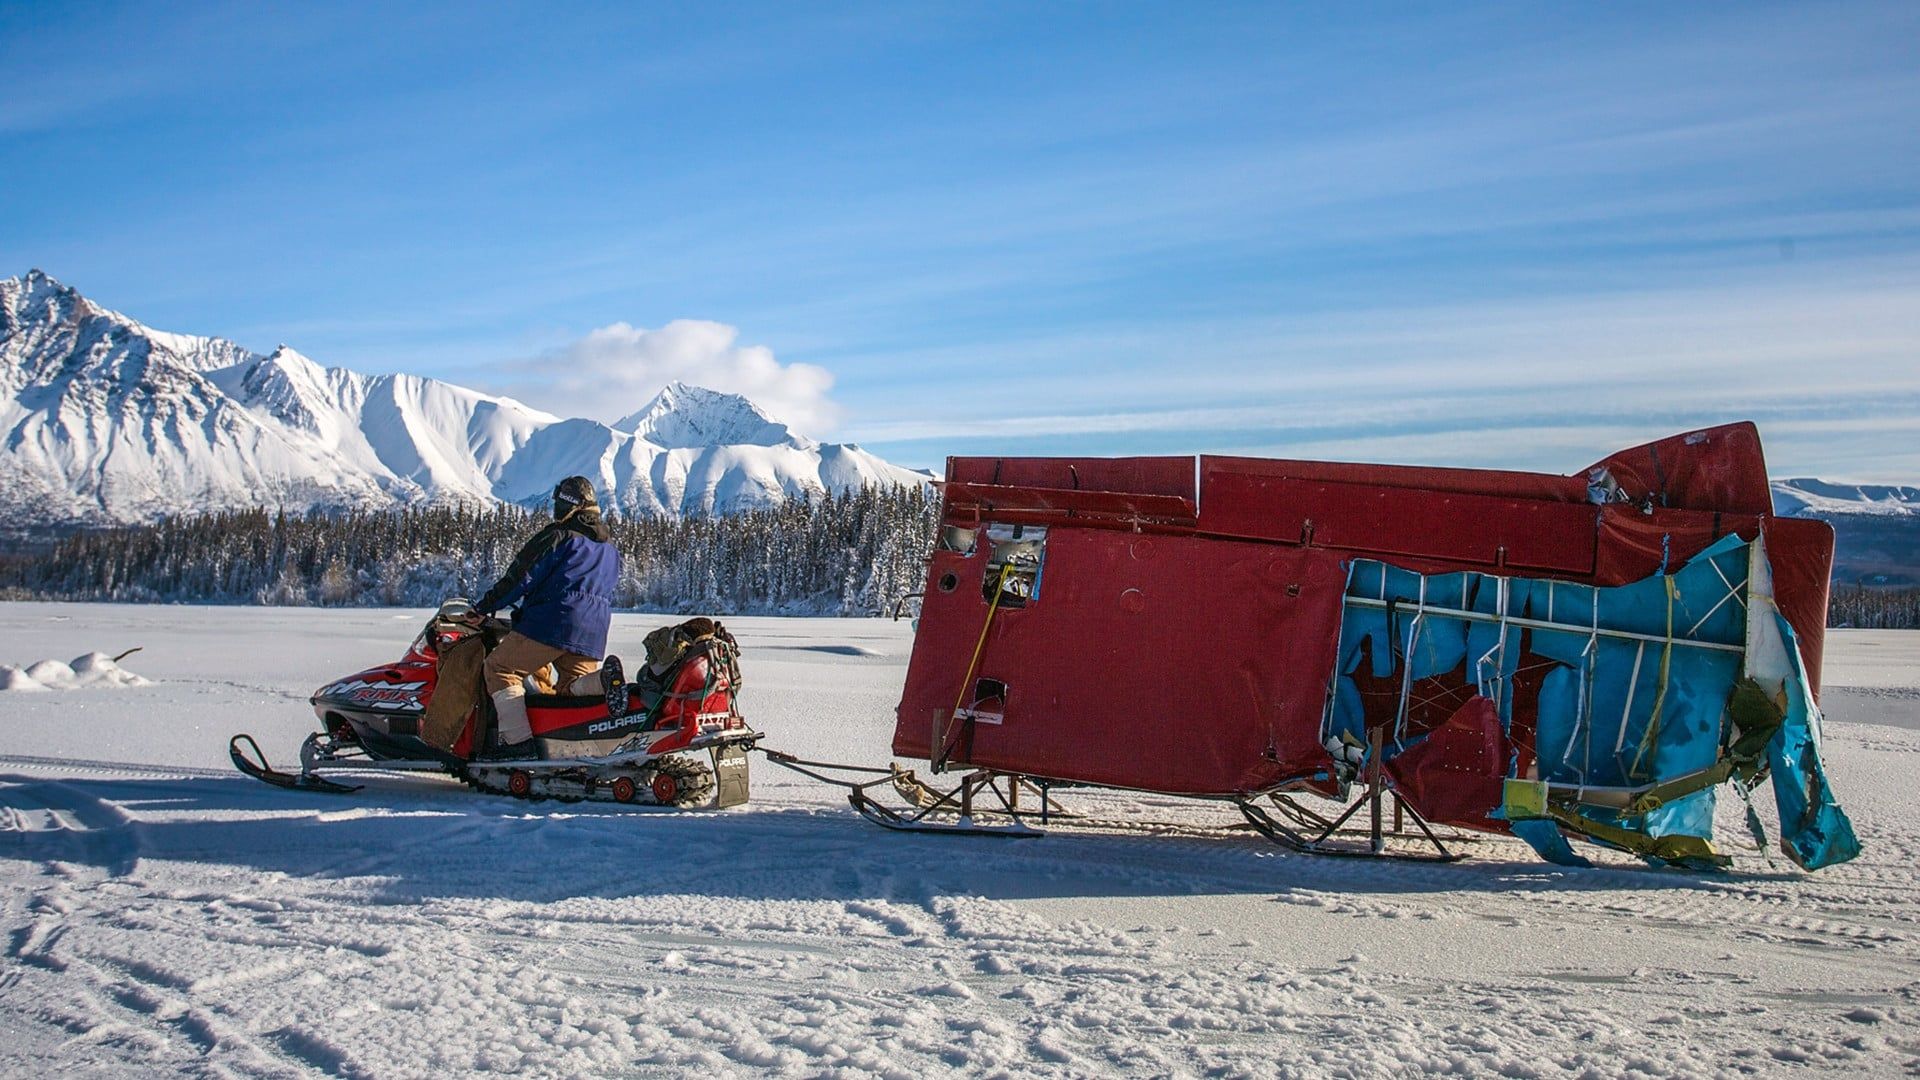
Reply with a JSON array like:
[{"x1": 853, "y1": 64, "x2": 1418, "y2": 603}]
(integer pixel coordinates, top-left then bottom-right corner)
[{"x1": 553, "y1": 476, "x2": 597, "y2": 519}]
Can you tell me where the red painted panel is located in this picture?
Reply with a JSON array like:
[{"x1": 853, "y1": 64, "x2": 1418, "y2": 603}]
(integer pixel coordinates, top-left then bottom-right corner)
[
  {"x1": 1198, "y1": 472, "x2": 1599, "y2": 574},
  {"x1": 1582, "y1": 421, "x2": 1772, "y2": 515},
  {"x1": 1589, "y1": 505, "x2": 1763, "y2": 586},
  {"x1": 945, "y1": 456, "x2": 1195, "y2": 498},
  {"x1": 1201, "y1": 455, "x2": 1587, "y2": 504},
  {"x1": 1385, "y1": 695, "x2": 1511, "y2": 832},
  {"x1": 1764, "y1": 516, "x2": 1835, "y2": 701},
  {"x1": 941, "y1": 481, "x2": 1198, "y2": 525},
  {"x1": 894, "y1": 528, "x2": 1347, "y2": 795}
]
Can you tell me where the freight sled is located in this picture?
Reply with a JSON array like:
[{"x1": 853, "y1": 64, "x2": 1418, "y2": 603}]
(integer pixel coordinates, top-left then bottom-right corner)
[{"x1": 865, "y1": 421, "x2": 1858, "y2": 871}]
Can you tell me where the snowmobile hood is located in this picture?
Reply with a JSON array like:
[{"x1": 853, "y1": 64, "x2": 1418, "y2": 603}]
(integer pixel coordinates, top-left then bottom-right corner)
[{"x1": 312, "y1": 663, "x2": 431, "y2": 718}]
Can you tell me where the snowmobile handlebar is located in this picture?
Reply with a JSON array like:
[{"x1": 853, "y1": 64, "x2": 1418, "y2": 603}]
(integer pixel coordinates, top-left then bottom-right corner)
[{"x1": 433, "y1": 597, "x2": 510, "y2": 634}]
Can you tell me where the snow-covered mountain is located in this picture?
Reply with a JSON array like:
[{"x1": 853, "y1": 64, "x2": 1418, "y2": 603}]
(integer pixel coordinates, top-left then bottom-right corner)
[
  {"x1": 612, "y1": 382, "x2": 800, "y2": 449},
  {"x1": 1771, "y1": 478, "x2": 1920, "y2": 587},
  {"x1": 1771, "y1": 478, "x2": 1920, "y2": 518},
  {"x1": 0, "y1": 270, "x2": 930, "y2": 531}
]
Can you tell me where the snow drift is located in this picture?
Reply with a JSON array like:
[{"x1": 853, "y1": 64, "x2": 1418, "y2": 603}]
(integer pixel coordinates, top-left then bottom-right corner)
[{"x1": 0, "y1": 651, "x2": 151, "y2": 691}]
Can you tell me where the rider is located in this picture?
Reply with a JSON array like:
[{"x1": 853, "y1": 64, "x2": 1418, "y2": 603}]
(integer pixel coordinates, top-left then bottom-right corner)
[{"x1": 465, "y1": 476, "x2": 621, "y2": 760}]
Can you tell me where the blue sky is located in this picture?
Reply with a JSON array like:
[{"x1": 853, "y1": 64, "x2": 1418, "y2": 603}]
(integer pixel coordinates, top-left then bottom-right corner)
[{"x1": 3, "y1": 2, "x2": 1918, "y2": 479}]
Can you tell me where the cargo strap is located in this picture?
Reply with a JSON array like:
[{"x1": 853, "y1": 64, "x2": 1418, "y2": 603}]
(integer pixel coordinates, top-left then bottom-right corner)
[
  {"x1": 1629, "y1": 575, "x2": 1679, "y2": 779},
  {"x1": 1543, "y1": 805, "x2": 1730, "y2": 869},
  {"x1": 937, "y1": 563, "x2": 1012, "y2": 771}
]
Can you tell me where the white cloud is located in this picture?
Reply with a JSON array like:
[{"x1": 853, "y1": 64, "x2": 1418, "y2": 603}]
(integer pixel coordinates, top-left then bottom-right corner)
[{"x1": 519, "y1": 319, "x2": 840, "y2": 435}]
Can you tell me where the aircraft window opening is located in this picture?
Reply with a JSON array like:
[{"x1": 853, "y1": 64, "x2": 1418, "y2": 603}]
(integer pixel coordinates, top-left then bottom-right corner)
[
  {"x1": 939, "y1": 525, "x2": 979, "y2": 556},
  {"x1": 938, "y1": 571, "x2": 960, "y2": 593},
  {"x1": 983, "y1": 524, "x2": 1046, "y2": 608},
  {"x1": 971, "y1": 678, "x2": 1008, "y2": 718}
]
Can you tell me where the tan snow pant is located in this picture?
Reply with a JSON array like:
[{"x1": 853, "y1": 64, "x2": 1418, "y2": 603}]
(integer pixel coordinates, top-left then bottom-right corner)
[
  {"x1": 484, "y1": 632, "x2": 602, "y2": 745},
  {"x1": 484, "y1": 631, "x2": 601, "y2": 698},
  {"x1": 421, "y1": 633, "x2": 488, "y2": 751}
]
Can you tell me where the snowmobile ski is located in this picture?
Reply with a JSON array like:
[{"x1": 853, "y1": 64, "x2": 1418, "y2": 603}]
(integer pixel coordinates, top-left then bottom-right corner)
[{"x1": 229, "y1": 734, "x2": 362, "y2": 795}]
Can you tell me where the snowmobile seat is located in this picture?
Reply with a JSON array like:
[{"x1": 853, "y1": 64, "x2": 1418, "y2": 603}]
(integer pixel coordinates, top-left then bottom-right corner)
[{"x1": 523, "y1": 679, "x2": 667, "y2": 718}]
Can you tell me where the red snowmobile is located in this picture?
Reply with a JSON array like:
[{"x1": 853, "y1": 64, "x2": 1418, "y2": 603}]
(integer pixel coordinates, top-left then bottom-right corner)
[{"x1": 230, "y1": 601, "x2": 757, "y2": 807}]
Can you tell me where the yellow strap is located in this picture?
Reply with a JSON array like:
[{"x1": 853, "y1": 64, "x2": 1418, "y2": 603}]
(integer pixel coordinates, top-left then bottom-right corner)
[
  {"x1": 1546, "y1": 804, "x2": 1729, "y2": 868},
  {"x1": 1631, "y1": 574, "x2": 1679, "y2": 779},
  {"x1": 942, "y1": 564, "x2": 1012, "y2": 757}
]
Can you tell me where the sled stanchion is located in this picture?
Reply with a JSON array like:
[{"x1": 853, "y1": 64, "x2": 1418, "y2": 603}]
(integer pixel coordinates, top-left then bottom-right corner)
[
  {"x1": 1236, "y1": 787, "x2": 1466, "y2": 862},
  {"x1": 1369, "y1": 727, "x2": 1386, "y2": 855},
  {"x1": 1401, "y1": 798, "x2": 1456, "y2": 859}
]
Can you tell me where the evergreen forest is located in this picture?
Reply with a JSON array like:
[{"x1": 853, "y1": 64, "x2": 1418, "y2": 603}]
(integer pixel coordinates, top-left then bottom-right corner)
[
  {"x1": 4, "y1": 485, "x2": 940, "y2": 617},
  {"x1": 4, "y1": 485, "x2": 1916, "y2": 626}
]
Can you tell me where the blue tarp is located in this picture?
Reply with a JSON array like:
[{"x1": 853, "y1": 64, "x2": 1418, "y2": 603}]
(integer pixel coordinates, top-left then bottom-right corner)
[{"x1": 1329, "y1": 535, "x2": 1858, "y2": 870}]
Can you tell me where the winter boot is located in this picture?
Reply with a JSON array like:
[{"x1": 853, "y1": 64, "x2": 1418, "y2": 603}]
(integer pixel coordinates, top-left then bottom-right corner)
[{"x1": 601, "y1": 655, "x2": 627, "y2": 718}]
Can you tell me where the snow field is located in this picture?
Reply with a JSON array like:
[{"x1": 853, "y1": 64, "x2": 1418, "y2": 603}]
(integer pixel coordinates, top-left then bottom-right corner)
[{"x1": 1, "y1": 603, "x2": 1917, "y2": 1077}]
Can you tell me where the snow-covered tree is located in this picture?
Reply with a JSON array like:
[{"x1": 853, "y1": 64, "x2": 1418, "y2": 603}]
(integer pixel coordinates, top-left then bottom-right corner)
[{"x1": 6, "y1": 486, "x2": 942, "y2": 617}]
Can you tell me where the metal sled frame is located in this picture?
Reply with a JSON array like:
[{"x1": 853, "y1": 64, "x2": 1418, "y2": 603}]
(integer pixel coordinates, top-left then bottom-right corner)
[
  {"x1": 1235, "y1": 789, "x2": 1464, "y2": 862},
  {"x1": 926, "y1": 699, "x2": 1466, "y2": 859},
  {"x1": 1235, "y1": 726, "x2": 1467, "y2": 862},
  {"x1": 761, "y1": 744, "x2": 1474, "y2": 859},
  {"x1": 759, "y1": 750, "x2": 1057, "y2": 836}
]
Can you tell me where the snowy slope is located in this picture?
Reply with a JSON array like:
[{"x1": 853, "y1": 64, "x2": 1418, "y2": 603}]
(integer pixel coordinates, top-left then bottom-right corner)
[
  {"x1": 0, "y1": 271, "x2": 929, "y2": 530},
  {"x1": 0, "y1": 605, "x2": 1916, "y2": 1077},
  {"x1": 1773, "y1": 479, "x2": 1920, "y2": 518},
  {"x1": 1773, "y1": 479, "x2": 1920, "y2": 586}
]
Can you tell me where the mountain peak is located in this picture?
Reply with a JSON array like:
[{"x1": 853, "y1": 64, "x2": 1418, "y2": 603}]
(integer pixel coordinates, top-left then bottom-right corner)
[
  {"x1": 263, "y1": 343, "x2": 318, "y2": 368},
  {"x1": 15, "y1": 268, "x2": 65, "y2": 295},
  {"x1": 613, "y1": 381, "x2": 808, "y2": 449},
  {"x1": 3, "y1": 269, "x2": 81, "y2": 323}
]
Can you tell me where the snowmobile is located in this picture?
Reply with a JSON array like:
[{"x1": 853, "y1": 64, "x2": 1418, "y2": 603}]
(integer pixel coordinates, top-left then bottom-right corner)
[{"x1": 230, "y1": 600, "x2": 758, "y2": 808}]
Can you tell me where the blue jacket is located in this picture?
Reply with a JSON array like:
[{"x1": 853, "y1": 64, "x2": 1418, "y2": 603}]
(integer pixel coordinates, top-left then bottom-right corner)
[{"x1": 475, "y1": 509, "x2": 620, "y2": 657}]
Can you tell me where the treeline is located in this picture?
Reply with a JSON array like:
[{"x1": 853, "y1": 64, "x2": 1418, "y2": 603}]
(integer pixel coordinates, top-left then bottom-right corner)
[
  {"x1": 2, "y1": 485, "x2": 940, "y2": 617},
  {"x1": 6, "y1": 495, "x2": 1917, "y2": 628},
  {"x1": 1828, "y1": 586, "x2": 1920, "y2": 630}
]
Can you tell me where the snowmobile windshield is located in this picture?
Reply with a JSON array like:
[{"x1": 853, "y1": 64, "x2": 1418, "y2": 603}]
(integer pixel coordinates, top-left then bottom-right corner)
[{"x1": 408, "y1": 620, "x2": 438, "y2": 660}]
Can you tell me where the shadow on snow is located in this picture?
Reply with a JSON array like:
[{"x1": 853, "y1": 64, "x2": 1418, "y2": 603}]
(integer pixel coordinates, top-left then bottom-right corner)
[{"x1": 0, "y1": 766, "x2": 1784, "y2": 910}]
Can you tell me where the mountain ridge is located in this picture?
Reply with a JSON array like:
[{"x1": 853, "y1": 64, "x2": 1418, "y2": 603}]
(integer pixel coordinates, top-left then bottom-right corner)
[
  {"x1": 0, "y1": 271, "x2": 930, "y2": 532},
  {"x1": 1768, "y1": 479, "x2": 1920, "y2": 588},
  {"x1": 1770, "y1": 478, "x2": 1920, "y2": 518}
]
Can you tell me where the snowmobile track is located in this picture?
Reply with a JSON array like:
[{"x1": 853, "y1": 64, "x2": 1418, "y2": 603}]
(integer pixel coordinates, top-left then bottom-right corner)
[{"x1": 461, "y1": 752, "x2": 717, "y2": 808}]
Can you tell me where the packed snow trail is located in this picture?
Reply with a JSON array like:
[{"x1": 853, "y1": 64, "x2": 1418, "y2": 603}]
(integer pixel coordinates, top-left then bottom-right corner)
[{"x1": 2, "y1": 605, "x2": 1917, "y2": 1077}]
